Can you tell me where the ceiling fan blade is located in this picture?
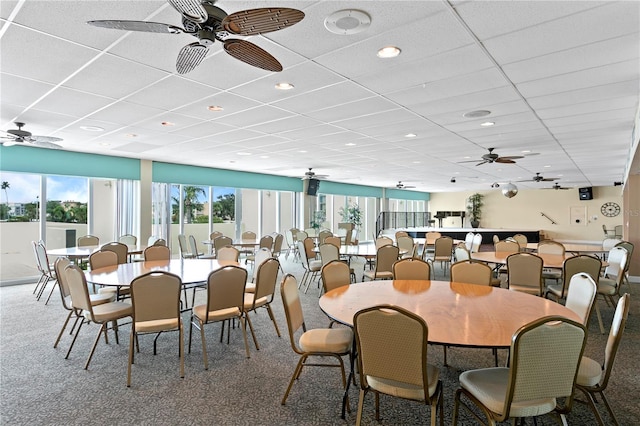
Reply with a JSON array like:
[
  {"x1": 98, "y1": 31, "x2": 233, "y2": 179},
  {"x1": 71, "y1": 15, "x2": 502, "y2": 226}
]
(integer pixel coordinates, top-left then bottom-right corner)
[
  {"x1": 167, "y1": 0, "x2": 208, "y2": 23},
  {"x1": 475, "y1": 160, "x2": 489, "y2": 166},
  {"x1": 31, "y1": 135, "x2": 63, "y2": 143},
  {"x1": 498, "y1": 155, "x2": 524, "y2": 160},
  {"x1": 87, "y1": 20, "x2": 184, "y2": 34},
  {"x1": 223, "y1": 39, "x2": 282, "y2": 72},
  {"x1": 495, "y1": 158, "x2": 517, "y2": 164},
  {"x1": 29, "y1": 140, "x2": 62, "y2": 149},
  {"x1": 457, "y1": 159, "x2": 481, "y2": 163},
  {"x1": 176, "y1": 42, "x2": 209, "y2": 74},
  {"x1": 222, "y1": 8, "x2": 304, "y2": 36}
]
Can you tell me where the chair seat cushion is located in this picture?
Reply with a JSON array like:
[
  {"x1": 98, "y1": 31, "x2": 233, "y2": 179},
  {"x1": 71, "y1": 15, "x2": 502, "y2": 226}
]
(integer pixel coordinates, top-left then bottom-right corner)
[
  {"x1": 136, "y1": 318, "x2": 180, "y2": 333},
  {"x1": 597, "y1": 279, "x2": 617, "y2": 295},
  {"x1": 86, "y1": 301, "x2": 132, "y2": 322},
  {"x1": 367, "y1": 363, "x2": 440, "y2": 401},
  {"x1": 459, "y1": 367, "x2": 556, "y2": 417},
  {"x1": 299, "y1": 327, "x2": 352, "y2": 353},
  {"x1": 363, "y1": 270, "x2": 393, "y2": 280},
  {"x1": 243, "y1": 293, "x2": 268, "y2": 310},
  {"x1": 576, "y1": 356, "x2": 602, "y2": 387},
  {"x1": 193, "y1": 304, "x2": 241, "y2": 322},
  {"x1": 545, "y1": 283, "x2": 563, "y2": 298},
  {"x1": 244, "y1": 282, "x2": 256, "y2": 293},
  {"x1": 309, "y1": 260, "x2": 322, "y2": 271},
  {"x1": 509, "y1": 285, "x2": 541, "y2": 295}
]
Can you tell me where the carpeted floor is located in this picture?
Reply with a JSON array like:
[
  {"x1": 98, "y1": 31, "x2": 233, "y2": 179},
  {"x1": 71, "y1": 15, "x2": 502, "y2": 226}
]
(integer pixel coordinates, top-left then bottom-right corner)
[{"x1": 1, "y1": 254, "x2": 637, "y2": 425}]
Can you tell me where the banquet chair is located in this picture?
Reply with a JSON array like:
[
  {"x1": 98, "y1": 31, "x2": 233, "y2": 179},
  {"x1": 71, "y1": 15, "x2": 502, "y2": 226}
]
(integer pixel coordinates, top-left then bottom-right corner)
[
  {"x1": 602, "y1": 238, "x2": 621, "y2": 259},
  {"x1": 178, "y1": 234, "x2": 193, "y2": 259},
  {"x1": 545, "y1": 255, "x2": 602, "y2": 303},
  {"x1": 33, "y1": 240, "x2": 57, "y2": 303},
  {"x1": 397, "y1": 235, "x2": 415, "y2": 258},
  {"x1": 464, "y1": 232, "x2": 474, "y2": 251},
  {"x1": 296, "y1": 230, "x2": 309, "y2": 246},
  {"x1": 614, "y1": 240, "x2": 634, "y2": 294},
  {"x1": 495, "y1": 240, "x2": 520, "y2": 254},
  {"x1": 189, "y1": 265, "x2": 250, "y2": 368},
  {"x1": 318, "y1": 229, "x2": 333, "y2": 244},
  {"x1": 354, "y1": 305, "x2": 443, "y2": 426},
  {"x1": 280, "y1": 274, "x2": 352, "y2": 409},
  {"x1": 392, "y1": 258, "x2": 431, "y2": 280},
  {"x1": 64, "y1": 264, "x2": 132, "y2": 370},
  {"x1": 127, "y1": 271, "x2": 183, "y2": 386},
  {"x1": 576, "y1": 293, "x2": 630, "y2": 425},
  {"x1": 239, "y1": 231, "x2": 257, "y2": 258},
  {"x1": 321, "y1": 260, "x2": 352, "y2": 295},
  {"x1": 454, "y1": 242, "x2": 471, "y2": 262},
  {"x1": 143, "y1": 245, "x2": 171, "y2": 261},
  {"x1": 147, "y1": 235, "x2": 161, "y2": 246},
  {"x1": 217, "y1": 245, "x2": 240, "y2": 262},
  {"x1": 153, "y1": 238, "x2": 166, "y2": 246},
  {"x1": 506, "y1": 252, "x2": 543, "y2": 296},
  {"x1": 470, "y1": 233, "x2": 483, "y2": 253},
  {"x1": 189, "y1": 235, "x2": 212, "y2": 259},
  {"x1": 594, "y1": 246, "x2": 628, "y2": 334},
  {"x1": 118, "y1": 234, "x2": 137, "y2": 246},
  {"x1": 208, "y1": 231, "x2": 223, "y2": 254},
  {"x1": 450, "y1": 261, "x2": 492, "y2": 286},
  {"x1": 453, "y1": 316, "x2": 587, "y2": 426},
  {"x1": 53, "y1": 257, "x2": 114, "y2": 350},
  {"x1": 243, "y1": 258, "x2": 281, "y2": 350},
  {"x1": 272, "y1": 233, "x2": 284, "y2": 258},
  {"x1": 538, "y1": 240, "x2": 566, "y2": 284},
  {"x1": 298, "y1": 240, "x2": 322, "y2": 292},
  {"x1": 284, "y1": 229, "x2": 297, "y2": 259},
  {"x1": 319, "y1": 243, "x2": 340, "y2": 267},
  {"x1": 245, "y1": 247, "x2": 271, "y2": 293},
  {"x1": 395, "y1": 230, "x2": 409, "y2": 239},
  {"x1": 614, "y1": 224, "x2": 623, "y2": 239},
  {"x1": 512, "y1": 234, "x2": 528, "y2": 250},
  {"x1": 375, "y1": 236, "x2": 393, "y2": 249},
  {"x1": 427, "y1": 236, "x2": 454, "y2": 275},
  {"x1": 564, "y1": 273, "x2": 597, "y2": 326},
  {"x1": 101, "y1": 242, "x2": 128, "y2": 264},
  {"x1": 363, "y1": 245, "x2": 399, "y2": 281},
  {"x1": 89, "y1": 250, "x2": 127, "y2": 298},
  {"x1": 245, "y1": 235, "x2": 273, "y2": 265},
  {"x1": 77, "y1": 235, "x2": 99, "y2": 247},
  {"x1": 325, "y1": 236, "x2": 341, "y2": 249},
  {"x1": 213, "y1": 236, "x2": 233, "y2": 258}
]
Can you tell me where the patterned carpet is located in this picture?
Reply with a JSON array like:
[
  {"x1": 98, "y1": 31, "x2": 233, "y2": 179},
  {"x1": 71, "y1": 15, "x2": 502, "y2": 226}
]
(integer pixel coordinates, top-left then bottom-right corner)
[{"x1": 1, "y1": 254, "x2": 637, "y2": 425}]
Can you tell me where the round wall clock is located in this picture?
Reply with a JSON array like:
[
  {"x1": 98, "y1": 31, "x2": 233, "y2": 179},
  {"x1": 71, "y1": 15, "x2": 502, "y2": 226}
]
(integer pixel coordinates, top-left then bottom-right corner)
[{"x1": 601, "y1": 202, "x2": 620, "y2": 217}]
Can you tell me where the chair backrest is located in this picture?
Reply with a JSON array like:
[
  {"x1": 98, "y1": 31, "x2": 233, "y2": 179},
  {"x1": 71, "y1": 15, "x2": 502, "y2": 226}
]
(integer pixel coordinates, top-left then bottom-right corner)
[
  {"x1": 464, "y1": 232, "x2": 474, "y2": 250},
  {"x1": 54, "y1": 257, "x2": 73, "y2": 308},
  {"x1": 209, "y1": 231, "x2": 223, "y2": 241},
  {"x1": 615, "y1": 240, "x2": 634, "y2": 275},
  {"x1": 450, "y1": 260, "x2": 492, "y2": 285},
  {"x1": 280, "y1": 274, "x2": 306, "y2": 354},
  {"x1": 454, "y1": 242, "x2": 470, "y2": 261},
  {"x1": 147, "y1": 235, "x2": 161, "y2": 246},
  {"x1": 101, "y1": 242, "x2": 128, "y2": 264},
  {"x1": 118, "y1": 234, "x2": 137, "y2": 245},
  {"x1": 178, "y1": 234, "x2": 190, "y2": 258},
  {"x1": 34, "y1": 241, "x2": 52, "y2": 275},
  {"x1": 396, "y1": 235, "x2": 414, "y2": 253},
  {"x1": 130, "y1": 271, "x2": 181, "y2": 324},
  {"x1": 205, "y1": 266, "x2": 247, "y2": 320},
  {"x1": 253, "y1": 258, "x2": 280, "y2": 302},
  {"x1": 250, "y1": 247, "x2": 271, "y2": 266},
  {"x1": 503, "y1": 316, "x2": 586, "y2": 419},
  {"x1": 426, "y1": 231, "x2": 442, "y2": 242},
  {"x1": 565, "y1": 273, "x2": 597, "y2": 326},
  {"x1": 153, "y1": 238, "x2": 167, "y2": 246},
  {"x1": 375, "y1": 236, "x2": 393, "y2": 249},
  {"x1": 324, "y1": 236, "x2": 341, "y2": 248},
  {"x1": 507, "y1": 252, "x2": 543, "y2": 293},
  {"x1": 143, "y1": 245, "x2": 171, "y2": 261},
  {"x1": 188, "y1": 235, "x2": 202, "y2": 258},
  {"x1": 77, "y1": 235, "x2": 99, "y2": 247},
  {"x1": 433, "y1": 236, "x2": 454, "y2": 258},
  {"x1": 319, "y1": 243, "x2": 340, "y2": 267},
  {"x1": 296, "y1": 230, "x2": 308, "y2": 242},
  {"x1": 303, "y1": 237, "x2": 316, "y2": 261},
  {"x1": 213, "y1": 245, "x2": 238, "y2": 262},
  {"x1": 599, "y1": 293, "x2": 630, "y2": 389},
  {"x1": 495, "y1": 240, "x2": 520, "y2": 254},
  {"x1": 559, "y1": 255, "x2": 602, "y2": 299},
  {"x1": 354, "y1": 305, "x2": 432, "y2": 394},
  {"x1": 603, "y1": 247, "x2": 628, "y2": 286},
  {"x1": 538, "y1": 240, "x2": 565, "y2": 255},
  {"x1": 321, "y1": 260, "x2": 351, "y2": 293},
  {"x1": 318, "y1": 230, "x2": 333, "y2": 244},
  {"x1": 64, "y1": 264, "x2": 94, "y2": 314},
  {"x1": 492, "y1": 234, "x2": 500, "y2": 244},
  {"x1": 285, "y1": 229, "x2": 295, "y2": 247},
  {"x1": 272, "y1": 233, "x2": 284, "y2": 256},
  {"x1": 614, "y1": 224, "x2": 623, "y2": 238},
  {"x1": 213, "y1": 236, "x2": 233, "y2": 253},
  {"x1": 395, "y1": 231, "x2": 409, "y2": 239},
  {"x1": 297, "y1": 240, "x2": 311, "y2": 268},
  {"x1": 258, "y1": 234, "x2": 274, "y2": 250},
  {"x1": 470, "y1": 233, "x2": 482, "y2": 253},
  {"x1": 602, "y1": 238, "x2": 621, "y2": 251},
  {"x1": 375, "y1": 245, "x2": 400, "y2": 275},
  {"x1": 242, "y1": 231, "x2": 257, "y2": 241},
  {"x1": 89, "y1": 250, "x2": 118, "y2": 270},
  {"x1": 512, "y1": 234, "x2": 528, "y2": 249},
  {"x1": 393, "y1": 258, "x2": 431, "y2": 280}
]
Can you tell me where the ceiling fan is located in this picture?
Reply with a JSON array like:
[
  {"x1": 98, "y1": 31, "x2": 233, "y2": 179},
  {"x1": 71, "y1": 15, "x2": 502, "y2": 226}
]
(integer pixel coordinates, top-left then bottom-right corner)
[
  {"x1": 87, "y1": 0, "x2": 304, "y2": 74},
  {"x1": 545, "y1": 183, "x2": 571, "y2": 190},
  {"x1": 395, "y1": 181, "x2": 416, "y2": 189},
  {"x1": 1, "y1": 122, "x2": 62, "y2": 149},
  {"x1": 518, "y1": 172, "x2": 559, "y2": 183},
  {"x1": 302, "y1": 168, "x2": 329, "y2": 180},
  {"x1": 458, "y1": 147, "x2": 524, "y2": 166}
]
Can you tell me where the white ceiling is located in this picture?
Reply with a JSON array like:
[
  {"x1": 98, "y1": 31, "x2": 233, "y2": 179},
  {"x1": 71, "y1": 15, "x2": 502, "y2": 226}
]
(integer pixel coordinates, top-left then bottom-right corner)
[{"x1": 1, "y1": 0, "x2": 639, "y2": 192}]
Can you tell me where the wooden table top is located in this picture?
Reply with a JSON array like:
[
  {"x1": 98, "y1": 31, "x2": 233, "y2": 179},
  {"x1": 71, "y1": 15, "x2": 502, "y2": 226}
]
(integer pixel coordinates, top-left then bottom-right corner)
[
  {"x1": 471, "y1": 251, "x2": 572, "y2": 268},
  {"x1": 48, "y1": 244, "x2": 145, "y2": 258},
  {"x1": 319, "y1": 280, "x2": 580, "y2": 348},
  {"x1": 202, "y1": 239, "x2": 259, "y2": 247},
  {"x1": 85, "y1": 258, "x2": 239, "y2": 287},
  {"x1": 525, "y1": 242, "x2": 607, "y2": 254}
]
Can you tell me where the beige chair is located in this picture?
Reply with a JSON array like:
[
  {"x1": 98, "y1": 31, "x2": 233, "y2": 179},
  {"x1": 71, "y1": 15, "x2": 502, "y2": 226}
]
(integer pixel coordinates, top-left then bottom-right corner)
[
  {"x1": 321, "y1": 260, "x2": 351, "y2": 294},
  {"x1": 127, "y1": 271, "x2": 183, "y2": 386},
  {"x1": 217, "y1": 245, "x2": 240, "y2": 262},
  {"x1": 153, "y1": 238, "x2": 166, "y2": 246},
  {"x1": 392, "y1": 258, "x2": 431, "y2": 280},
  {"x1": 296, "y1": 230, "x2": 309, "y2": 244},
  {"x1": 594, "y1": 246, "x2": 628, "y2": 334},
  {"x1": 325, "y1": 236, "x2": 341, "y2": 249},
  {"x1": 245, "y1": 247, "x2": 271, "y2": 293},
  {"x1": 602, "y1": 238, "x2": 622, "y2": 255},
  {"x1": 576, "y1": 293, "x2": 630, "y2": 425},
  {"x1": 101, "y1": 242, "x2": 128, "y2": 264},
  {"x1": 189, "y1": 235, "x2": 212, "y2": 259},
  {"x1": 272, "y1": 233, "x2": 284, "y2": 258},
  {"x1": 298, "y1": 238, "x2": 322, "y2": 292},
  {"x1": 213, "y1": 236, "x2": 233, "y2": 257},
  {"x1": 32, "y1": 240, "x2": 57, "y2": 303},
  {"x1": 375, "y1": 236, "x2": 393, "y2": 249},
  {"x1": 613, "y1": 224, "x2": 623, "y2": 239},
  {"x1": 397, "y1": 235, "x2": 415, "y2": 258},
  {"x1": 243, "y1": 258, "x2": 281, "y2": 350},
  {"x1": 615, "y1": 240, "x2": 634, "y2": 295},
  {"x1": 450, "y1": 260, "x2": 492, "y2": 286},
  {"x1": 538, "y1": 240, "x2": 565, "y2": 283},
  {"x1": 319, "y1": 243, "x2": 340, "y2": 267},
  {"x1": 506, "y1": 252, "x2": 543, "y2": 296},
  {"x1": 143, "y1": 245, "x2": 170, "y2": 261},
  {"x1": 178, "y1": 234, "x2": 193, "y2": 259},
  {"x1": 354, "y1": 305, "x2": 443, "y2": 426},
  {"x1": 280, "y1": 274, "x2": 352, "y2": 407},
  {"x1": 395, "y1": 230, "x2": 409, "y2": 239},
  {"x1": 545, "y1": 255, "x2": 602, "y2": 302},
  {"x1": 453, "y1": 316, "x2": 587, "y2": 426},
  {"x1": 64, "y1": 264, "x2": 132, "y2": 369},
  {"x1": 318, "y1": 229, "x2": 333, "y2": 244},
  {"x1": 495, "y1": 240, "x2": 520, "y2": 254},
  {"x1": 209, "y1": 230, "x2": 223, "y2": 241},
  {"x1": 77, "y1": 235, "x2": 99, "y2": 247},
  {"x1": 118, "y1": 234, "x2": 137, "y2": 246},
  {"x1": 189, "y1": 265, "x2": 251, "y2": 368},
  {"x1": 427, "y1": 236, "x2": 454, "y2": 274},
  {"x1": 53, "y1": 257, "x2": 114, "y2": 350},
  {"x1": 284, "y1": 229, "x2": 298, "y2": 259},
  {"x1": 454, "y1": 242, "x2": 471, "y2": 262},
  {"x1": 245, "y1": 235, "x2": 273, "y2": 265},
  {"x1": 512, "y1": 234, "x2": 527, "y2": 250},
  {"x1": 90, "y1": 250, "x2": 127, "y2": 298},
  {"x1": 241, "y1": 230, "x2": 257, "y2": 241},
  {"x1": 565, "y1": 273, "x2": 597, "y2": 326},
  {"x1": 363, "y1": 245, "x2": 399, "y2": 281}
]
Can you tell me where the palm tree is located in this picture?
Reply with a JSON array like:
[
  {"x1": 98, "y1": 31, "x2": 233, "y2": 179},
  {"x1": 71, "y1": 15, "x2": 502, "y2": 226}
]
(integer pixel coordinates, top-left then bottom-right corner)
[
  {"x1": 1, "y1": 181, "x2": 9, "y2": 219},
  {"x1": 182, "y1": 186, "x2": 206, "y2": 223}
]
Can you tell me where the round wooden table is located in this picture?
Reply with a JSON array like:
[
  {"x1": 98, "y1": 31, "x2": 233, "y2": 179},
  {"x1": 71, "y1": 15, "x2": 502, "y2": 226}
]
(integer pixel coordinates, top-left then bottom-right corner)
[
  {"x1": 85, "y1": 258, "x2": 238, "y2": 287},
  {"x1": 319, "y1": 280, "x2": 580, "y2": 348}
]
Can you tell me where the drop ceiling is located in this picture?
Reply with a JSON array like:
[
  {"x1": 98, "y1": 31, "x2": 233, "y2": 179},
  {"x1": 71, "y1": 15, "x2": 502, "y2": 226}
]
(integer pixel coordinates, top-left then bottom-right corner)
[{"x1": 1, "y1": 0, "x2": 639, "y2": 192}]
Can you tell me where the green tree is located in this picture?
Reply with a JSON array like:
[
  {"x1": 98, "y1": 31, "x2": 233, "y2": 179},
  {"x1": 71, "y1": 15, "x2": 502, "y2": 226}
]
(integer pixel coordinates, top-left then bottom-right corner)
[
  {"x1": 69, "y1": 204, "x2": 88, "y2": 223},
  {"x1": 213, "y1": 193, "x2": 235, "y2": 221},
  {"x1": 171, "y1": 186, "x2": 206, "y2": 224},
  {"x1": 0, "y1": 204, "x2": 9, "y2": 220},
  {"x1": 23, "y1": 202, "x2": 38, "y2": 221},
  {"x1": 1, "y1": 181, "x2": 9, "y2": 219}
]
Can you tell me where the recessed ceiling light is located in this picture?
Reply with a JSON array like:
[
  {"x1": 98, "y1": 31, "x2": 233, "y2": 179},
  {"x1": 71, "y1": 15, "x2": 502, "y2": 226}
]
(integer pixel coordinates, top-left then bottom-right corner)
[
  {"x1": 480, "y1": 121, "x2": 495, "y2": 127},
  {"x1": 544, "y1": 165, "x2": 551, "y2": 168},
  {"x1": 463, "y1": 156, "x2": 471, "y2": 159},
  {"x1": 324, "y1": 9, "x2": 371, "y2": 35},
  {"x1": 412, "y1": 161, "x2": 421, "y2": 164},
  {"x1": 99, "y1": 142, "x2": 111, "y2": 146},
  {"x1": 345, "y1": 142, "x2": 356, "y2": 146},
  {"x1": 275, "y1": 82, "x2": 294, "y2": 90},
  {"x1": 260, "y1": 155, "x2": 269, "y2": 159},
  {"x1": 377, "y1": 46, "x2": 401, "y2": 58},
  {"x1": 125, "y1": 133, "x2": 138, "y2": 138},
  {"x1": 521, "y1": 150, "x2": 531, "y2": 153},
  {"x1": 161, "y1": 121, "x2": 174, "y2": 126},
  {"x1": 298, "y1": 150, "x2": 307, "y2": 153},
  {"x1": 208, "y1": 105, "x2": 223, "y2": 112},
  {"x1": 237, "y1": 152, "x2": 251, "y2": 156},
  {"x1": 405, "y1": 133, "x2": 417, "y2": 138},
  {"x1": 463, "y1": 110, "x2": 491, "y2": 118},
  {"x1": 80, "y1": 125, "x2": 104, "y2": 132}
]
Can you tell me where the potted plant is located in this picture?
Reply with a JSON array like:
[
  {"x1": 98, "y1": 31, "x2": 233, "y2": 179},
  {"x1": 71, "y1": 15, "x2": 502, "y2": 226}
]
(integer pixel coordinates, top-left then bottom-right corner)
[
  {"x1": 310, "y1": 210, "x2": 326, "y2": 232},
  {"x1": 466, "y1": 193, "x2": 484, "y2": 228},
  {"x1": 338, "y1": 203, "x2": 362, "y2": 229}
]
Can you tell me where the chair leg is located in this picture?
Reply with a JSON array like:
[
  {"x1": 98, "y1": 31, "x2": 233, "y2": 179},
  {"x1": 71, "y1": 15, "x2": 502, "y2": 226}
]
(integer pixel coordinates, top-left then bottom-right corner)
[
  {"x1": 178, "y1": 322, "x2": 185, "y2": 379},
  {"x1": 239, "y1": 316, "x2": 251, "y2": 358},
  {"x1": 200, "y1": 320, "x2": 209, "y2": 370},
  {"x1": 54, "y1": 311, "x2": 74, "y2": 348},
  {"x1": 594, "y1": 302, "x2": 606, "y2": 334},
  {"x1": 265, "y1": 304, "x2": 281, "y2": 337},
  {"x1": 65, "y1": 318, "x2": 85, "y2": 359},
  {"x1": 44, "y1": 281, "x2": 59, "y2": 305},
  {"x1": 84, "y1": 323, "x2": 107, "y2": 370},
  {"x1": 245, "y1": 312, "x2": 260, "y2": 350},
  {"x1": 281, "y1": 355, "x2": 307, "y2": 405},
  {"x1": 355, "y1": 389, "x2": 366, "y2": 426},
  {"x1": 127, "y1": 328, "x2": 135, "y2": 387}
]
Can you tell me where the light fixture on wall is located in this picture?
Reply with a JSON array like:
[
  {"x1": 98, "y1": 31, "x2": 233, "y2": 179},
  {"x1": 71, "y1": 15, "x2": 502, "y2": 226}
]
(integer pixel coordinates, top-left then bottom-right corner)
[{"x1": 502, "y1": 182, "x2": 518, "y2": 198}]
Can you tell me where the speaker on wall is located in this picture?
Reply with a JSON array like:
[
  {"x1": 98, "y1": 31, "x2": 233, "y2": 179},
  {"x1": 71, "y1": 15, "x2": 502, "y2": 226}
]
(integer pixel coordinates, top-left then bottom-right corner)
[
  {"x1": 578, "y1": 187, "x2": 593, "y2": 200},
  {"x1": 306, "y1": 178, "x2": 320, "y2": 196}
]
